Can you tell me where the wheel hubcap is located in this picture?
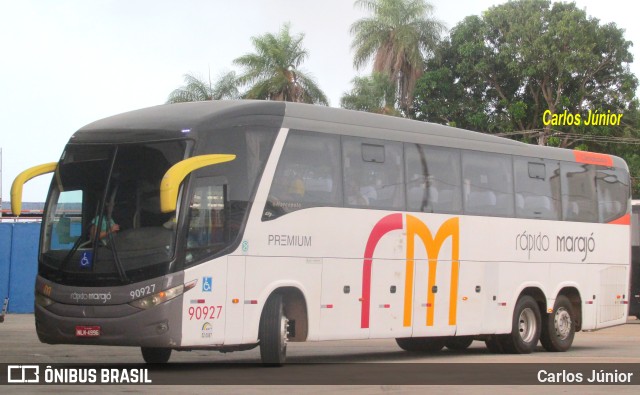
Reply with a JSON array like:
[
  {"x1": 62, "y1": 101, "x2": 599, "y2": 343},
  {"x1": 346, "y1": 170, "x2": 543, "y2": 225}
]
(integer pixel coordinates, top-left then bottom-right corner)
[
  {"x1": 518, "y1": 308, "x2": 536, "y2": 343},
  {"x1": 280, "y1": 315, "x2": 289, "y2": 353},
  {"x1": 554, "y1": 307, "x2": 571, "y2": 340}
]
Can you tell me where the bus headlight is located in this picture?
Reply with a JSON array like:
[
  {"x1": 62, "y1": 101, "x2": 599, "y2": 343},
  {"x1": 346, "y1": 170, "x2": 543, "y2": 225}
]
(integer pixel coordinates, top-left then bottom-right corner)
[
  {"x1": 35, "y1": 292, "x2": 55, "y2": 307},
  {"x1": 129, "y1": 280, "x2": 197, "y2": 310}
]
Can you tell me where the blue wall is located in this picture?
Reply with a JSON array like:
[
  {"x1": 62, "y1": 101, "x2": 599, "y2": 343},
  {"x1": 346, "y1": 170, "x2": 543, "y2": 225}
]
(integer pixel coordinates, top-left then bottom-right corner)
[{"x1": 0, "y1": 223, "x2": 40, "y2": 313}]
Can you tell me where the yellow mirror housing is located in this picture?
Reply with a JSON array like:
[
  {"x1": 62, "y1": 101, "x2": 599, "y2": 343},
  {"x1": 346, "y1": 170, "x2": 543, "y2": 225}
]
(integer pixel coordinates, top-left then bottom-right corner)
[
  {"x1": 11, "y1": 162, "x2": 58, "y2": 216},
  {"x1": 160, "y1": 154, "x2": 236, "y2": 213}
]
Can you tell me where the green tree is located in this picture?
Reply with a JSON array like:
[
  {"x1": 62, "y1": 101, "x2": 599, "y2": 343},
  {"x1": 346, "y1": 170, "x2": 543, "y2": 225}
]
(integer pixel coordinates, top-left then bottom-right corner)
[
  {"x1": 350, "y1": 0, "x2": 445, "y2": 116},
  {"x1": 414, "y1": 0, "x2": 638, "y2": 147},
  {"x1": 167, "y1": 71, "x2": 239, "y2": 103},
  {"x1": 233, "y1": 24, "x2": 328, "y2": 105},
  {"x1": 340, "y1": 72, "x2": 400, "y2": 115}
]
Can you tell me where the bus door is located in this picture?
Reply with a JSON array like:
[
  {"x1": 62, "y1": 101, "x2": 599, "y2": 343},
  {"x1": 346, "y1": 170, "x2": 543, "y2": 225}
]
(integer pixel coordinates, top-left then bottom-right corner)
[{"x1": 181, "y1": 258, "x2": 227, "y2": 346}]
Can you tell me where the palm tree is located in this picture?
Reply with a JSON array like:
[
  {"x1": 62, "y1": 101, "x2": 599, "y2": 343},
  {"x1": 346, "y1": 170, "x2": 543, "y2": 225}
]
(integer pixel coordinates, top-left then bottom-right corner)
[
  {"x1": 350, "y1": 0, "x2": 445, "y2": 115},
  {"x1": 167, "y1": 71, "x2": 239, "y2": 103},
  {"x1": 341, "y1": 72, "x2": 400, "y2": 116},
  {"x1": 234, "y1": 23, "x2": 329, "y2": 105}
]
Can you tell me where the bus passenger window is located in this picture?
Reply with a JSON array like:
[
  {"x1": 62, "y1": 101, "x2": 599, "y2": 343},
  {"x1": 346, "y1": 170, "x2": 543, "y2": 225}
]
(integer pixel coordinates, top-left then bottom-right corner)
[
  {"x1": 404, "y1": 144, "x2": 462, "y2": 213},
  {"x1": 561, "y1": 162, "x2": 597, "y2": 222},
  {"x1": 514, "y1": 158, "x2": 561, "y2": 220},
  {"x1": 462, "y1": 151, "x2": 514, "y2": 217},
  {"x1": 263, "y1": 131, "x2": 342, "y2": 221},
  {"x1": 343, "y1": 138, "x2": 404, "y2": 210},
  {"x1": 596, "y1": 167, "x2": 629, "y2": 223}
]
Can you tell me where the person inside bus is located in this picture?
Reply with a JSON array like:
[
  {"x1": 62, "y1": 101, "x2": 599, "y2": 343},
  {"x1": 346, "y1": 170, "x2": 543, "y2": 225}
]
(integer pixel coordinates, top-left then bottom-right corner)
[
  {"x1": 90, "y1": 215, "x2": 120, "y2": 240},
  {"x1": 90, "y1": 202, "x2": 120, "y2": 240}
]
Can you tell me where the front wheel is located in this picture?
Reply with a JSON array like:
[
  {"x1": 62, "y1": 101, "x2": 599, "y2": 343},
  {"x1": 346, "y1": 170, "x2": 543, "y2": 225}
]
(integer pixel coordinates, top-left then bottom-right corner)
[
  {"x1": 540, "y1": 295, "x2": 575, "y2": 352},
  {"x1": 141, "y1": 347, "x2": 171, "y2": 363},
  {"x1": 259, "y1": 294, "x2": 289, "y2": 366},
  {"x1": 500, "y1": 295, "x2": 541, "y2": 354}
]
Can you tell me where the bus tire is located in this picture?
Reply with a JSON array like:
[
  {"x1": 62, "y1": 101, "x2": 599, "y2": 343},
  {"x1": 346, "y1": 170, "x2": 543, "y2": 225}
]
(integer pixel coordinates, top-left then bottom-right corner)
[
  {"x1": 259, "y1": 294, "x2": 289, "y2": 366},
  {"x1": 485, "y1": 335, "x2": 506, "y2": 353},
  {"x1": 395, "y1": 337, "x2": 446, "y2": 352},
  {"x1": 140, "y1": 347, "x2": 171, "y2": 363},
  {"x1": 500, "y1": 295, "x2": 541, "y2": 354},
  {"x1": 540, "y1": 295, "x2": 575, "y2": 352},
  {"x1": 445, "y1": 336, "x2": 474, "y2": 350}
]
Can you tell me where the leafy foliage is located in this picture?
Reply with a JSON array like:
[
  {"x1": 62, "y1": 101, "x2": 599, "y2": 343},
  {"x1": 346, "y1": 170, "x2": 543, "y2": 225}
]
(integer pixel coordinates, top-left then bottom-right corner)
[
  {"x1": 234, "y1": 24, "x2": 328, "y2": 105},
  {"x1": 167, "y1": 71, "x2": 239, "y2": 103},
  {"x1": 340, "y1": 72, "x2": 400, "y2": 115},
  {"x1": 414, "y1": 0, "x2": 638, "y2": 147},
  {"x1": 350, "y1": 0, "x2": 444, "y2": 115}
]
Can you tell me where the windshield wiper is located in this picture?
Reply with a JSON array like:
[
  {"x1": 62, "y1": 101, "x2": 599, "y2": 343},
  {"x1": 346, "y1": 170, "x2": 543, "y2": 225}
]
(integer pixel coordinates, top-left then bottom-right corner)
[{"x1": 105, "y1": 219, "x2": 129, "y2": 283}]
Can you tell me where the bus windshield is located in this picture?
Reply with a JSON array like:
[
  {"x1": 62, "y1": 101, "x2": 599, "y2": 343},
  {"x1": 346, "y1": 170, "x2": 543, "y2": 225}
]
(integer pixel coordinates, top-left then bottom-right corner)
[{"x1": 41, "y1": 140, "x2": 188, "y2": 286}]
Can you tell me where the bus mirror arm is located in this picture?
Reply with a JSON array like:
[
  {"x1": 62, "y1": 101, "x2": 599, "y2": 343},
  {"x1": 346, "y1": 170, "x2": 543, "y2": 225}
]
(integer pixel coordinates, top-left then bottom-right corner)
[
  {"x1": 160, "y1": 154, "x2": 236, "y2": 213},
  {"x1": 11, "y1": 162, "x2": 58, "y2": 216}
]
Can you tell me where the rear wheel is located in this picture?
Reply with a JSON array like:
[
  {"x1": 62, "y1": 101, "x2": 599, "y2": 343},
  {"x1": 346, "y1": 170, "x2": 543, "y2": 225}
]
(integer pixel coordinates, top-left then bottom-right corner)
[
  {"x1": 500, "y1": 295, "x2": 541, "y2": 354},
  {"x1": 141, "y1": 347, "x2": 171, "y2": 363},
  {"x1": 396, "y1": 337, "x2": 446, "y2": 352},
  {"x1": 259, "y1": 294, "x2": 289, "y2": 366},
  {"x1": 540, "y1": 295, "x2": 575, "y2": 352},
  {"x1": 445, "y1": 336, "x2": 474, "y2": 351}
]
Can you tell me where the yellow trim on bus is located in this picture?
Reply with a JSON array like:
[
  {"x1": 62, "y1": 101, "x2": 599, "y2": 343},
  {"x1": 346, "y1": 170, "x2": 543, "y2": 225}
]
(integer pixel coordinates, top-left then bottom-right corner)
[
  {"x1": 11, "y1": 162, "x2": 58, "y2": 216},
  {"x1": 160, "y1": 154, "x2": 236, "y2": 213}
]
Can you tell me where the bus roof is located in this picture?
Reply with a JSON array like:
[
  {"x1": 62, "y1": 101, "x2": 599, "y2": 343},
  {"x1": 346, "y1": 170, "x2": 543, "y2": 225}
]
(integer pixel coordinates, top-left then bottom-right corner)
[{"x1": 71, "y1": 100, "x2": 627, "y2": 170}]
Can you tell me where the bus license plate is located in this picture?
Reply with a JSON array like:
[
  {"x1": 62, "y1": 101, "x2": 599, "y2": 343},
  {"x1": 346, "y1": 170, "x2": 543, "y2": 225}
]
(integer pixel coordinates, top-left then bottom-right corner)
[{"x1": 75, "y1": 326, "x2": 101, "y2": 337}]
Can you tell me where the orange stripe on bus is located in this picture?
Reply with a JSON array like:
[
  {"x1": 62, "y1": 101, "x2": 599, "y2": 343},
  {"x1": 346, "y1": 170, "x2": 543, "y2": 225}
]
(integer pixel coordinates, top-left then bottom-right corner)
[
  {"x1": 609, "y1": 213, "x2": 631, "y2": 225},
  {"x1": 573, "y1": 150, "x2": 613, "y2": 167}
]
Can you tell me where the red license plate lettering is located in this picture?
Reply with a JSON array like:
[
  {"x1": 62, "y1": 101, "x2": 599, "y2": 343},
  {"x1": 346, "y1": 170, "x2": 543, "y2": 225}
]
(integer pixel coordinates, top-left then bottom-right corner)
[{"x1": 75, "y1": 325, "x2": 101, "y2": 337}]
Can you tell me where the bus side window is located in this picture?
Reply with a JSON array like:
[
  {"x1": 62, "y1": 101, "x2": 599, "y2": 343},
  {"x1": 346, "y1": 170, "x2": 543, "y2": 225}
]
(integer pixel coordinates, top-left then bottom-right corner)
[
  {"x1": 462, "y1": 151, "x2": 514, "y2": 217},
  {"x1": 561, "y1": 162, "x2": 597, "y2": 222},
  {"x1": 404, "y1": 143, "x2": 462, "y2": 214},
  {"x1": 514, "y1": 158, "x2": 561, "y2": 220},
  {"x1": 343, "y1": 138, "x2": 405, "y2": 210},
  {"x1": 596, "y1": 166, "x2": 630, "y2": 223},
  {"x1": 185, "y1": 179, "x2": 226, "y2": 264},
  {"x1": 263, "y1": 131, "x2": 342, "y2": 221}
]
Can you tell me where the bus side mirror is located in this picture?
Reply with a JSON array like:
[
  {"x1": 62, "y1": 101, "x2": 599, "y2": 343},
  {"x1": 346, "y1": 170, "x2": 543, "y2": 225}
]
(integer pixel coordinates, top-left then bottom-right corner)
[
  {"x1": 159, "y1": 154, "x2": 236, "y2": 213},
  {"x1": 11, "y1": 162, "x2": 58, "y2": 216}
]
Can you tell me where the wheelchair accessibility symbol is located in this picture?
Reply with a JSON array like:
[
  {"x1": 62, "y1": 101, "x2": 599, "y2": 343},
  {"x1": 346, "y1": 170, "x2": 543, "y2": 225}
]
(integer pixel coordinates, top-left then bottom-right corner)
[
  {"x1": 79, "y1": 251, "x2": 93, "y2": 269},
  {"x1": 202, "y1": 276, "x2": 212, "y2": 292}
]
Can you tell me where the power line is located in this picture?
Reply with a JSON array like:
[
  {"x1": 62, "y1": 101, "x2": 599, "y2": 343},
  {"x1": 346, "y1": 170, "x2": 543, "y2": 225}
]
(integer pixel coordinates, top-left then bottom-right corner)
[{"x1": 496, "y1": 129, "x2": 640, "y2": 145}]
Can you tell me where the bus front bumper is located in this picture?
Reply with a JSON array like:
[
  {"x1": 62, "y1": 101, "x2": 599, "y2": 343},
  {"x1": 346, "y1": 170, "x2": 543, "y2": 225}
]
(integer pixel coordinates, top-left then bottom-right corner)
[{"x1": 34, "y1": 296, "x2": 183, "y2": 348}]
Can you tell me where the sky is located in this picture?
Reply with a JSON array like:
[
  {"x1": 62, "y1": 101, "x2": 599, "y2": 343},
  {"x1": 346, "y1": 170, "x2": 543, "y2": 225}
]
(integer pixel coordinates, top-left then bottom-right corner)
[{"x1": 1, "y1": 0, "x2": 638, "y2": 203}]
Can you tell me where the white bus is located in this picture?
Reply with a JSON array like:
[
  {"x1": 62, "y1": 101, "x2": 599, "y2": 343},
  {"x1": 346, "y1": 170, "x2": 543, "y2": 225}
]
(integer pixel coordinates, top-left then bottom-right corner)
[{"x1": 12, "y1": 101, "x2": 631, "y2": 364}]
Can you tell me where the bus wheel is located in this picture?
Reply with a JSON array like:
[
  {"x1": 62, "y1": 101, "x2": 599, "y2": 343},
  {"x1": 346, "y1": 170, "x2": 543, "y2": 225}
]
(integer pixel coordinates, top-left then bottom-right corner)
[
  {"x1": 485, "y1": 335, "x2": 505, "y2": 353},
  {"x1": 396, "y1": 337, "x2": 446, "y2": 352},
  {"x1": 501, "y1": 295, "x2": 541, "y2": 354},
  {"x1": 445, "y1": 336, "x2": 474, "y2": 351},
  {"x1": 259, "y1": 294, "x2": 289, "y2": 366},
  {"x1": 540, "y1": 295, "x2": 575, "y2": 352},
  {"x1": 141, "y1": 347, "x2": 171, "y2": 363}
]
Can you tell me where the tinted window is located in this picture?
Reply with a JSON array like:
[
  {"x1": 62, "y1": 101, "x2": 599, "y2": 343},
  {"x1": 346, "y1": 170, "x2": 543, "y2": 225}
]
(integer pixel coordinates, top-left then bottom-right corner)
[
  {"x1": 561, "y1": 162, "x2": 597, "y2": 222},
  {"x1": 343, "y1": 138, "x2": 404, "y2": 210},
  {"x1": 596, "y1": 166, "x2": 629, "y2": 222},
  {"x1": 514, "y1": 158, "x2": 561, "y2": 220},
  {"x1": 462, "y1": 151, "x2": 514, "y2": 216},
  {"x1": 264, "y1": 131, "x2": 342, "y2": 220},
  {"x1": 405, "y1": 144, "x2": 462, "y2": 213}
]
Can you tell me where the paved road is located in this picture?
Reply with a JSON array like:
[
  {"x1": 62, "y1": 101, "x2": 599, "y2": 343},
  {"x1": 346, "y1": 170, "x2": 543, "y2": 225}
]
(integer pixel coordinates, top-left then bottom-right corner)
[{"x1": 1, "y1": 314, "x2": 639, "y2": 393}]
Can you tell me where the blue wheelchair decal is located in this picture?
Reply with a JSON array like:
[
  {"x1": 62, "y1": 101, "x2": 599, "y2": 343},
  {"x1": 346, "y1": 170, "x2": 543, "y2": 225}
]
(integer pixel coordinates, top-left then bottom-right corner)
[{"x1": 80, "y1": 251, "x2": 93, "y2": 269}]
